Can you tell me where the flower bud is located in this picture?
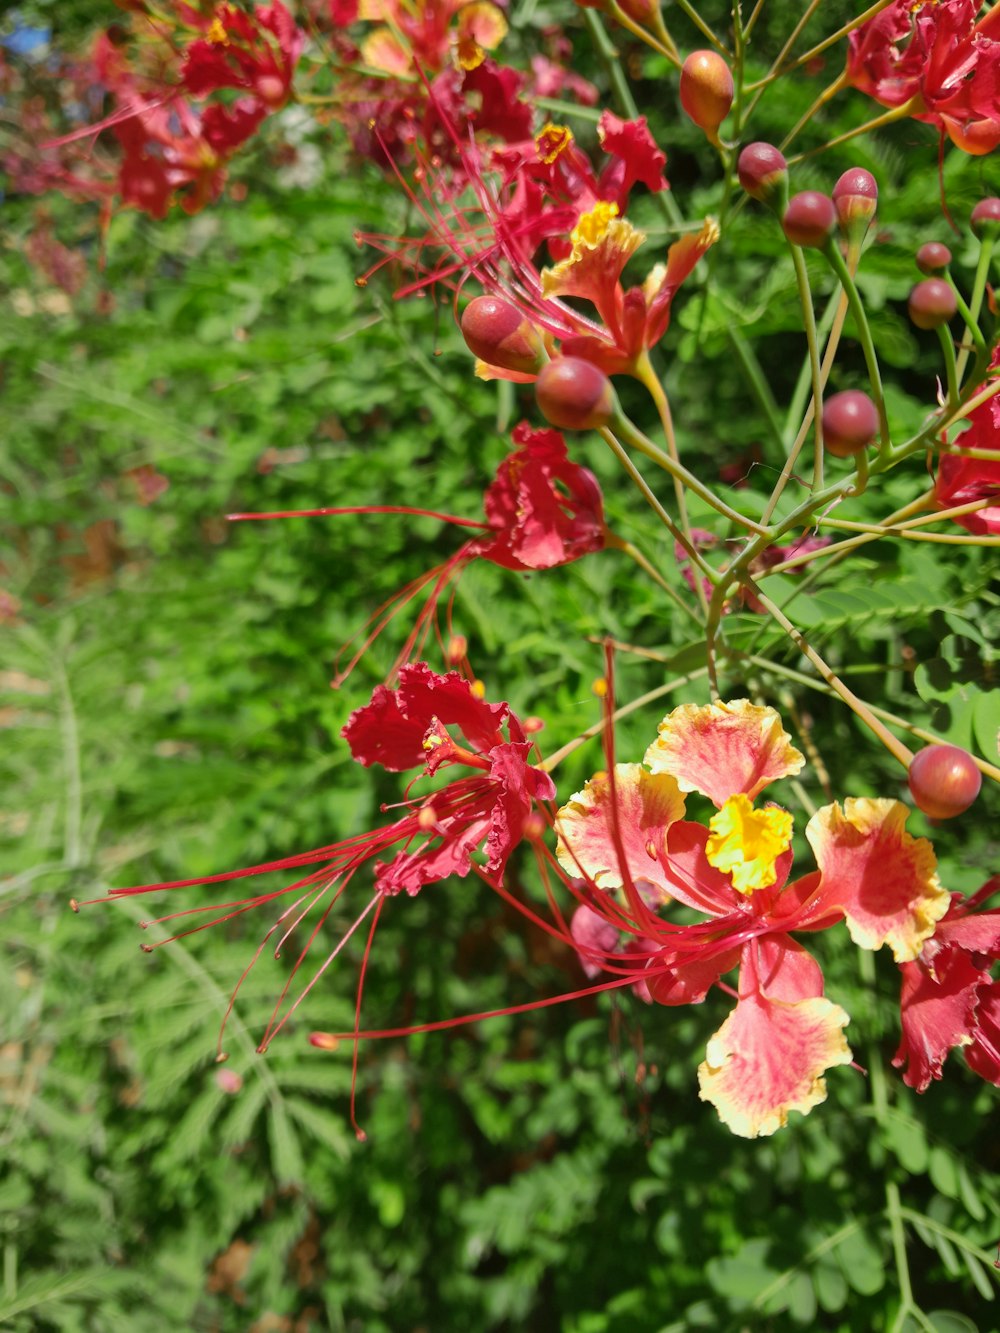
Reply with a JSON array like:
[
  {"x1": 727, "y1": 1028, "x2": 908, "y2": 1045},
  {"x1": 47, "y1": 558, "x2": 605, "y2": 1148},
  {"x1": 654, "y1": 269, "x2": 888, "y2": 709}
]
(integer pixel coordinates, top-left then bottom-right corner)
[
  {"x1": 970, "y1": 197, "x2": 1000, "y2": 241},
  {"x1": 535, "y1": 357, "x2": 616, "y2": 431},
  {"x1": 460, "y1": 295, "x2": 545, "y2": 375},
  {"x1": 907, "y1": 278, "x2": 956, "y2": 330},
  {"x1": 680, "y1": 51, "x2": 734, "y2": 137},
  {"x1": 915, "y1": 242, "x2": 952, "y2": 275},
  {"x1": 908, "y1": 744, "x2": 982, "y2": 820},
  {"x1": 822, "y1": 390, "x2": 878, "y2": 458},
  {"x1": 782, "y1": 191, "x2": 837, "y2": 249},
  {"x1": 737, "y1": 142, "x2": 788, "y2": 211},
  {"x1": 832, "y1": 168, "x2": 877, "y2": 244}
]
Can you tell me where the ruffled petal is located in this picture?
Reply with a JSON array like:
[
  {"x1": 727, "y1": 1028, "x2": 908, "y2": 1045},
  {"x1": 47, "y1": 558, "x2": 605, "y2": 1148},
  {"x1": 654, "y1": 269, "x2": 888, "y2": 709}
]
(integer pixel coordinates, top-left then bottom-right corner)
[
  {"x1": 555, "y1": 763, "x2": 685, "y2": 896},
  {"x1": 806, "y1": 798, "x2": 949, "y2": 962},
  {"x1": 697, "y1": 938, "x2": 851, "y2": 1138},
  {"x1": 892, "y1": 950, "x2": 984, "y2": 1092},
  {"x1": 645, "y1": 699, "x2": 804, "y2": 808}
]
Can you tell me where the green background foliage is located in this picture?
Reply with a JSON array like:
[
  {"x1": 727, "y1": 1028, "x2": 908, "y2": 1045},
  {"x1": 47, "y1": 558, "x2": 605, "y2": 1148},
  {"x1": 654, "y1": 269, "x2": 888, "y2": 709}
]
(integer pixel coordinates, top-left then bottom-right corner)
[{"x1": 2, "y1": 2, "x2": 999, "y2": 1328}]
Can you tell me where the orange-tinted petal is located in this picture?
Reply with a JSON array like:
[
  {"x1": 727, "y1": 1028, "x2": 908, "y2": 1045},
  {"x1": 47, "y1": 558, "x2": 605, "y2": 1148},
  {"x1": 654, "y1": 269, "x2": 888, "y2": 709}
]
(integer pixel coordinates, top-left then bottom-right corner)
[
  {"x1": 698, "y1": 990, "x2": 852, "y2": 1138},
  {"x1": 541, "y1": 204, "x2": 645, "y2": 330},
  {"x1": 645, "y1": 699, "x2": 804, "y2": 808},
  {"x1": 806, "y1": 798, "x2": 949, "y2": 963},
  {"x1": 555, "y1": 763, "x2": 685, "y2": 896},
  {"x1": 361, "y1": 27, "x2": 411, "y2": 75},
  {"x1": 455, "y1": 2, "x2": 508, "y2": 61}
]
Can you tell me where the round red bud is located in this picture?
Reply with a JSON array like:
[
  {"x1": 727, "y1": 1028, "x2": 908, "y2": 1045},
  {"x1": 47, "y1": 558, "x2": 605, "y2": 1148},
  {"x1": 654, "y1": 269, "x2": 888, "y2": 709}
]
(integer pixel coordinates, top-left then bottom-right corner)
[
  {"x1": 908, "y1": 744, "x2": 982, "y2": 820},
  {"x1": 915, "y1": 242, "x2": 952, "y2": 275},
  {"x1": 461, "y1": 295, "x2": 545, "y2": 375},
  {"x1": 907, "y1": 278, "x2": 957, "y2": 330},
  {"x1": 680, "y1": 51, "x2": 734, "y2": 135},
  {"x1": 822, "y1": 390, "x2": 879, "y2": 458},
  {"x1": 971, "y1": 197, "x2": 1000, "y2": 240},
  {"x1": 535, "y1": 357, "x2": 616, "y2": 431},
  {"x1": 832, "y1": 168, "x2": 877, "y2": 236},
  {"x1": 782, "y1": 191, "x2": 837, "y2": 248},
  {"x1": 737, "y1": 142, "x2": 788, "y2": 207}
]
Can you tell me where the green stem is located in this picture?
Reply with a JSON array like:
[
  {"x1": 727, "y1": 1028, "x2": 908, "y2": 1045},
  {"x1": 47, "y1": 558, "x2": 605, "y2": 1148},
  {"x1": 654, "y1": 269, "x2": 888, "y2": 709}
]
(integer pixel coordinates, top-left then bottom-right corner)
[
  {"x1": 727, "y1": 324, "x2": 786, "y2": 455},
  {"x1": 606, "y1": 533, "x2": 703, "y2": 626},
  {"x1": 612, "y1": 410, "x2": 769, "y2": 535},
  {"x1": 936, "y1": 323, "x2": 960, "y2": 407},
  {"x1": 822, "y1": 240, "x2": 890, "y2": 451},
  {"x1": 760, "y1": 245, "x2": 824, "y2": 524},
  {"x1": 955, "y1": 236, "x2": 995, "y2": 385}
]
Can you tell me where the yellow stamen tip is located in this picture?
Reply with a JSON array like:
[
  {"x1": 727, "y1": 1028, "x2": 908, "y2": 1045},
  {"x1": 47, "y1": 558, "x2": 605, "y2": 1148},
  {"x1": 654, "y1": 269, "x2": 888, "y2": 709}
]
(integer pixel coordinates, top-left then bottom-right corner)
[{"x1": 706, "y1": 794, "x2": 794, "y2": 894}]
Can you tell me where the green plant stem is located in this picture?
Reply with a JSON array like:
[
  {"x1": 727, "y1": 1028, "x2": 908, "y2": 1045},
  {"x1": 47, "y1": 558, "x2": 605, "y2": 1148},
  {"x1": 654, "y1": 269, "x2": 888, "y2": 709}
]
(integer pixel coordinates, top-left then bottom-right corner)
[
  {"x1": 746, "y1": 0, "x2": 894, "y2": 87},
  {"x1": 611, "y1": 410, "x2": 769, "y2": 536},
  {"x1": 606, "y1": 533, "x2": 702, "y2": 626},
  {"x1": 822, "y1": 241, "x2": 890, "y2": 451},
  {"x1": 744, "y1": 579, "x2": 914, "y2": 768},
  {"x1": 779, "y1": 72, "x2": 847, "y2": 152},
  {"x1": 936, "y1": 323, "x2": 960, "y2": 407},
  {"x1": 955, "y1": 236, "x2": 996, "y2": 385},
  {"x1": 740, "y1": 655, "x2": 1000, "y2": 785},
  {"x1": 788, "y1": 96, "x2": 919, "y2": 163},
  {"x1": 760, "y1": 245, "x2": 824, "y2": 524},
  {"x1": 946, "y1": 275, "x2": 987, "y2": 362}
]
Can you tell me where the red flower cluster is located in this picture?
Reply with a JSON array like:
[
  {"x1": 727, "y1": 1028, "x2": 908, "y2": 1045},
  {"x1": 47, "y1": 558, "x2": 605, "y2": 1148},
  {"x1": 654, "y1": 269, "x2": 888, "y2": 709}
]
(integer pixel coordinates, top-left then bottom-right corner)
[
  {"x1": 78, "y1": 665, "x2": 555, "y2": 1059},
  {"x1": 17, "y1": 3, "x2": 305, "y2": 219},
  {"x1": 935, "y1": 349, "x2": 1000, "y2": 534},
  {"x1": 846, "y1": 0, "x2": 1000, "y2": 154}
]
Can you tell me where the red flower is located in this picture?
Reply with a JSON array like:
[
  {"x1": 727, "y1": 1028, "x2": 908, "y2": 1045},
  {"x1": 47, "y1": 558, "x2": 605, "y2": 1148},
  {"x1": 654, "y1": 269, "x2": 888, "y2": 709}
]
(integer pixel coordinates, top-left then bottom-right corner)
[
  {"x1": 180, "y1": 3, "x2": 304, "y2": 108},
  {"x1": 232, "y1": 422, "x2": 606, "y2": 683},
  {"x1": 554, "y1": 699, "x2": 949, "y2": 1136},
  {"x1": 846, "y1": 0, "x2": 1000, "y2": 154},
  {"x1": 77, "y1": 665, "x2": 555, "y2": 1057},
  {"x1": 934, "y1": 378, "x2": 1000, "y2": 534},
  {"x1": 892, "y1": 878, "x2": 1000, "y2": 1090}
]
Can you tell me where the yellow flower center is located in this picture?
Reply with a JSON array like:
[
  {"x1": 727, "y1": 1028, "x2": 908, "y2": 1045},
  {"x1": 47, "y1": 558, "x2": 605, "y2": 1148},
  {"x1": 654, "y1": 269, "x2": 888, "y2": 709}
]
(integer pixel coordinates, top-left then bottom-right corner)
[
  {"x1": 536, "y1": 123, "x2": 573, "y2": 165},
  {"x1": 706, "y1": 794, "x2": 794, "y2": 894},
  {"x1": 571, "y1": 201, "x2": 620, "y2": 248},
  {"x1": 454, "y1": 35, "x2": 486, "y2": 70},
  {"x1": 206, "y1": 16, "x2": 229, "y2": 45}
]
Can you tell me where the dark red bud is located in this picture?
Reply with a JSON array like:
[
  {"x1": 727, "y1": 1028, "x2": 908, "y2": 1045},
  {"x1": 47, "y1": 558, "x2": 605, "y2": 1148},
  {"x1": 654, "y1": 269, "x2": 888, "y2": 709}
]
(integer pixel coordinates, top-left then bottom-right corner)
[
  {"x1": 971, "y1": 197, "x2": 1000, "y2": 240},
  {"x1": 915, "y1": 242, "x2": 952, "y2": 275},
  {"x1": 535, "y1": 358, "x2": 616, "y2": 431},
  {"x1": 737, "y1": 142, "x2": 788, "y2": 208},
  {"x1": 782, "y1": 191, "x2": 837, "y2": 248},
  {"x1": 832, "y1": 168, "x2": 877, "y2": 238},
  {"x1": 908, "y1": 744, "x2": 982, "y2": 819},
  {"x1": 822, "y1": 390, "x2": 879, "y2": 458},
  {"x1": 680, "y1": 51, "x2": 734, "y2": 135},
  {"x1": 908, "y1": 278, "x2": 957, "y2": 330},
  {"x1": 461, "y1": 295, "x2": 545, "y2": 375}
]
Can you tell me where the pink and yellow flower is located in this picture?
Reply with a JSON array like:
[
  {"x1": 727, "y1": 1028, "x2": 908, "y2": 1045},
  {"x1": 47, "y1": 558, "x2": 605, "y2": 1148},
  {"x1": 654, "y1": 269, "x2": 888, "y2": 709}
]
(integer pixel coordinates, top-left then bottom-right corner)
[{"x1": 555, "y1": 699, "x2": 950, "y2": 1136}]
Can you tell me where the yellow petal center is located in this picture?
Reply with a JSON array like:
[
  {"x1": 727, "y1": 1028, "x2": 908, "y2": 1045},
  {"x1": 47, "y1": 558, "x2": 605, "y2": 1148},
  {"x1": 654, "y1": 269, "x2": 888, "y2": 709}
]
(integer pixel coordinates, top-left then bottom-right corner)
[
  {"x1": 536, "y1": 123, "x2": 573, "y2": 165},
  {"x1": 706, "y1": 794, "x2": 793, "y2": 894},
  {"x1": 571, "y1": 201, "x2": 620, "y2": 248}
]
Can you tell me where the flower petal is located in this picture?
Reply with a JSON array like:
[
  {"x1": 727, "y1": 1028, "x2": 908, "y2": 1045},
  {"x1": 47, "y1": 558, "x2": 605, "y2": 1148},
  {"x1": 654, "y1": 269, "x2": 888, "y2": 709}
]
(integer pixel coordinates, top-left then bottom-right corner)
[
  {"x1": 806, "y1": 798, "x2": 949, "y2": 962},
  {"x1": 645, "y1": 699, "x2": 804, "y2": 808},
  {"x1": 892, "y1": 950, "x2": 984, "y2": 1092},
  {"x1": 698, "y1": 992, "x2": 852, "y2": 1138},
  {"x1": 555, "y1": 763, "x2": 685, "y2": 896}
]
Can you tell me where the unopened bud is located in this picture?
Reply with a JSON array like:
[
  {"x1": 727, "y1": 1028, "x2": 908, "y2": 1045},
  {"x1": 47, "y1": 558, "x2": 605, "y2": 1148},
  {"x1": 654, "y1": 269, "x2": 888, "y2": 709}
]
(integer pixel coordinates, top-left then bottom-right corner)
[
  {"x1": 782, "y1": 191, "x2": 837, "y2": 249},
  {"x1": 461, "y1": 295, "x2": 545, "y2": 375},
  {"x1": 822, "y1": 390, "x2": 878, "y2": 458},
  {"x1": 737, "y1": 142, "x2": 788, "y2": 211},
  {"x1": 971, "y1": 197, "x2": 1000, "y2": 241},
  {"x1": 908, "y1": 744, "x2": 982, "y2": 820},
  {"x1": 309, "y1": 1032, "x2": 341, "y2": 1050},
  {"x1": 908, "y1": 278, "x2": 956, "y2": 330},
  {"x1": 915, "y1": 242, "x2": 952, "y2": 275},
  {"x1": 446, "y1": 634, "x2": 467, "y2": 663},
  {"x1": 832, "y1": 168, "x2": 877, "y2": 244},
  {"x1": 680, "y1": 51, "x2": 734, "y2": 138},
  {"x1": 523, "y1": 812, "x2": 547, "y2": 841},
  {"x1": 535, "y1": 357, "x2": 616, "y2": 431},
  {"x1": 522, "y1": 715, "x2": 545, "y2": 734}
]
